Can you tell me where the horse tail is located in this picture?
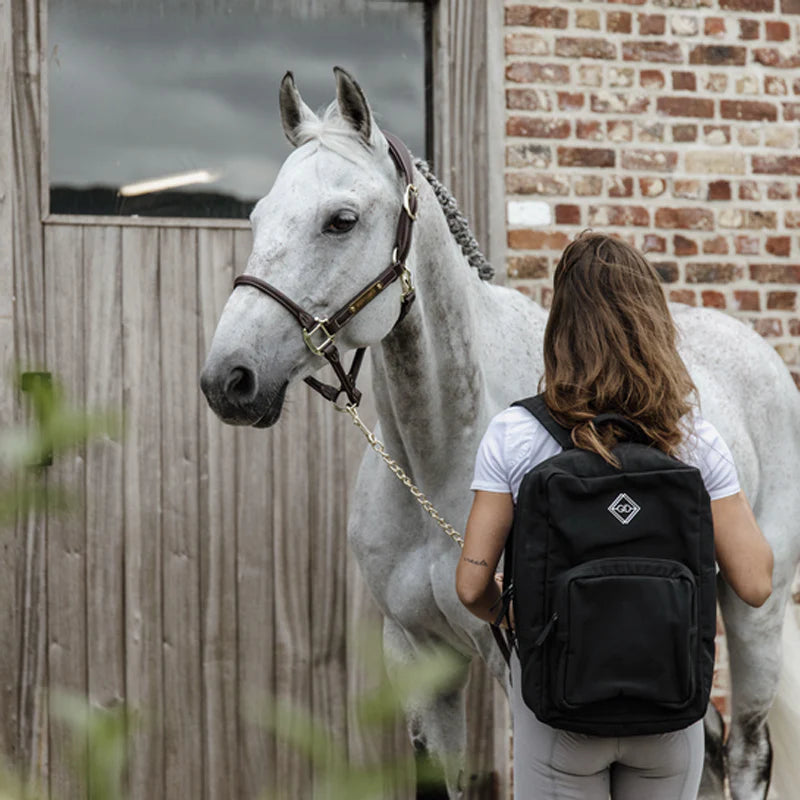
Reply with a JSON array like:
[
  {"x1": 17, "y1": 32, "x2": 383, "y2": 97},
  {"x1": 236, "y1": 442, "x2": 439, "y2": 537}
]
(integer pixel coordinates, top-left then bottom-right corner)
[{"x1": 768, "y1": 602, "x2": 800, "y2": 798}]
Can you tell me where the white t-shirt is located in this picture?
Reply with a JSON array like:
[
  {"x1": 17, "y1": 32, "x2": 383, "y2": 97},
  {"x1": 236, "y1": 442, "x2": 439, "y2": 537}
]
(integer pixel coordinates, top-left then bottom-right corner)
[{"x1": 471, "y1": 406, "x2": 740, "y2": 503}]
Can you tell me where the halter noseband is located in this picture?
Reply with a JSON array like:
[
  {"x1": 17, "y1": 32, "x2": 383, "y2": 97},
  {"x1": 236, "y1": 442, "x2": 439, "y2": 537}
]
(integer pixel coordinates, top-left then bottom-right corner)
[{"x1": 232, "y1": 130, "x2": 418, "y2": 408}]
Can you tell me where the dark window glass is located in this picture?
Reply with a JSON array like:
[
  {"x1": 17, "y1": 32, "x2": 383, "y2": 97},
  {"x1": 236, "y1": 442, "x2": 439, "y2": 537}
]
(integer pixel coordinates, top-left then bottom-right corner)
[{"x1": 48, "y1": 1, "x2": 429, "y2": 219}]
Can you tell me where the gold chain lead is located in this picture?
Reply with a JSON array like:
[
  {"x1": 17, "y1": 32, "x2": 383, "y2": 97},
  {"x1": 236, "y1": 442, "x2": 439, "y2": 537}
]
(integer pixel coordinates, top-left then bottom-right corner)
[{"x1": 343, "y1": 404, "x2": 464, "y2": 548}]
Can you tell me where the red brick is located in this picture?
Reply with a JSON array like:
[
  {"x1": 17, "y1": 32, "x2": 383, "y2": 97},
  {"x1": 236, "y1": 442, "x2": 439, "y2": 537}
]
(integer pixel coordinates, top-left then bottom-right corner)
[
  {"x1": 790, "y1": 370, "x2": 800, "y2": 391},
  {"x1": 591, "y1": 93, "x2": 650, "y2": 114},
  {"x1": 657, "y1": 97, "x2": 714, "y2": 117},
  {"x1": 745, "y1": 211, "x2": 777, "y2": 229},
  {"x1": 686, "y1": 263, "x2": 742, "y2": 282},
  {"x1": 795, "y1": 78, "x2": 800, "y2": 94},
  {"x1": 790, "y1": 319, "x2": 800, "y2": 336},
  {"x1": 506, "y1": 62, "x2": 571, "y2": 84},
  {"x1": 672, "y1": 72, "x2": 697, "y2": 92},
  {"x1": 754, "y1": 48, "x2": 800, "y2": 68},
  {"x1": 588, "y1": 205, "x2": 650, "y2": 226},
  {"x1": 766, "y1": 236, "x2": 791, "y2": 256},
  {"x1": 653, "y1": 261, "x2": 679, "y2": 281},
  {"x1": 670, "y1": 289, "x2": 697, "y2": 305},
  {"x1": 673, "y1": 124, "x2": 698, "y2": 142},
  {"x1": 709, "y1": 181, "x2": 732, "y2": 201},
  {"x1": 705, "y1": 17, "x2": 726, "y2": 37},
  {"x1": 506, "y1": 5, "x2": 569, "y2": 27},
  {"x1": 767, "y1": 291, "x2": 797, "y2": 310},
  {"x1": 782, "y1": 102, "x2": 800, "y2": 120},
  {"x1": 689, "y1": 45, "x2": 747, "y2": 66},
  {"x1": 557, "y1": 147, "x2": 615, "y2": 167},
  {"x1": 785, "y1": 0, "x2": 800, "y2": 14},
  {"x1": 556, "y1": 37, "x2": 617, "y2": 59},
  {"x1": 638, "y1": 13, "x2": 666, "y2": 35},
  {"x1": 642, "y1": 233, "x2": 667, "y2": 253},
  {"x1": 555, "y1": 204, "x2": 581, "y2": 225},
  {"x1": 750, "y1": 264, "x2": 800, "y2": 282},
  {"x1": 721, "y1": 101, "x2": 778, "y2": 121},
  {"x1": 640, "y1": 70, "x2": 666, "y2": 89},
  {"x1": 735, "y1": 235, "x2": 760, "y2": 255},
  {"x1": 703, "y1": 125, "x2": 731, "y2": 144},
  {"x1": 558, "y1": 92, "x2": 585, "y2": 111},
  {"x1": 608, "y1": 11, "x2": 632, "y2": 33},
  {"x1": 508, "y1": 230, "x2": 571, "y2": 250},
  {"x1": 577, "y1": 120, "x2": 604, "y2": 140},
  {"x1": 766, "y1": 76, "x2": 789, "y2": 95},
  {"x1": 719, "y1": 0, "x2": 774, "y2": 9},
  {"x1": 739, "y1": 181, "x2": 761, "y2": 201},
  {"x1": 704, "y1": 236, "x2": 729, "y2": 254},
  {"x1": 505, "y1": 33, "x2": 551, "y2": 56},
  {"x1": 767, "y1": 181, "x2": 792, "y2": 200},
  {"x1": 622, "y1": 150, "x2": 678, "y2": 171},
  {"x1": 541, "y1": 286, "x2": 554, "y2": 308},
  {"x1": 506, "y1": 173, "x2": 570, "y2": 196},
  {"x1": 607, "y1": 120, "x2": 633, "y2": 142},
  {"x1": 739, "y1": 19, "x2": 760, "y2": 40},
  {"x1": 609, "y1": 176, "x2": 634, "y2": 197},
  {"x1": 702, "y1": 290, "x2": 727, "y2": 309},
  {"x1": 786, "y1": 211, "x2": 800, "y2": 228},
  {"x1": 656, "y1": 208, "x2": 714, "y2": 230},
  {"x1": 674, "y1": 234, "x2": 699, "y2": 255},
  {"x1": 506, "y1": 89, "x2": 553, "y2": 112},
  {"x1": 754, "y1": 155, "x2": 800, "y2": 175},
  {"x1": 573, "y1": 175, "x2": 604, "y2": 196},
  {"x1": 752, "y1": 318, "x2": 784, "y2": 337},
  {"x1": 638, "y1": 122, "x2": 665, "y2": 142},
  {"x1": 507, "y1": 117, "x2": 571, "y2": 138},
  {"x1": 639, "y1": 177, "x2": 666, "y2": 197},
  {"x1": 507, "y1": 255, "x2": 549, "y2": 279},
  {"x1": 734, "y1": 290, "x2": 760, "y2": 311},
  {"x1": 623, "y1": 41, "x2": 683, "y2": 63},
  {"x1": 766, "y1": 20, "x2": 791, "y2": 40},
  {"x1": 674, "y1": 180, "x2": 703, "y2": 200}
]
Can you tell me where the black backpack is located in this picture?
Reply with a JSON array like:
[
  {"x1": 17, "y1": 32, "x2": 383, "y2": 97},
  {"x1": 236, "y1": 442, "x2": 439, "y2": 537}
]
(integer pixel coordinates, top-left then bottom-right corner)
[{"x1": 497, "y1": 394, "x2": 716, "y2": 736}]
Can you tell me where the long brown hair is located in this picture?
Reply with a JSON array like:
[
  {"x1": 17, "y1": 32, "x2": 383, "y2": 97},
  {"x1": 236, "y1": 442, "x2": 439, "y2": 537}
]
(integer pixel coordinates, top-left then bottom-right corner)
[{"x1": 541, "y1": 232, "x2": 696, "y2": 466}]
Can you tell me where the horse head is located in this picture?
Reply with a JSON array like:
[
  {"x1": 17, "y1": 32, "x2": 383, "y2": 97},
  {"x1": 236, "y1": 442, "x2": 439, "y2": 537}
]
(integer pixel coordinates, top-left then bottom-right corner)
[{"x1": 201, "y1": 67, "x2": 413, "y2": 427}]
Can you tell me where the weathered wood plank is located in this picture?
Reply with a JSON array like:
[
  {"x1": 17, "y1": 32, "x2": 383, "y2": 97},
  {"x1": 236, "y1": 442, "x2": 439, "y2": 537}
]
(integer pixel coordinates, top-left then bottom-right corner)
[
  {"x1": 231, "y1": 229, "x2": 277, "y2": 800},
  {"x1": 197, "y1": 228, "x2": 238, "y2": 800},
  {"x1": 308, "y1": 395, "x2": 349, "y2": 799},
  {"x1": 120, "y1": 226, "x2": 165, "y2": 800},
  {"x1": 84, "y1": 228, "x2": 126, "y2": 742},
  {"x1": 272, "y1": 384, "x2": 313, "y2": 798},
  {"x1": 11, "y1": 0, "x2": 48, "y2": 789},
  {"x1": 159, "y1": 228, "x2": 203, "y2": 800},
  {"x1": 0, "y1": 0, "x2": 20, "y2": 772},
  {"x1": 44, "y1": 224, "x2": 86, "y2": 800}
]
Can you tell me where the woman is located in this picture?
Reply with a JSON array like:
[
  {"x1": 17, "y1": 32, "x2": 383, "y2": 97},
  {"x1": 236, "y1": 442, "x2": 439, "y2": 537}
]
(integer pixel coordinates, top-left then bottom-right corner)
[{"x1": 455, "y1": 232, "x2": 774, "y2": 800}]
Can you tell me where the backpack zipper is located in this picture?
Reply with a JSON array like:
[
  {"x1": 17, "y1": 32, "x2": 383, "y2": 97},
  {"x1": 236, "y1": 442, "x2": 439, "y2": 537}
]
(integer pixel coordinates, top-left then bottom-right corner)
[{"x1": 534, "y1": 611, "x2": 559, "y2": 647}]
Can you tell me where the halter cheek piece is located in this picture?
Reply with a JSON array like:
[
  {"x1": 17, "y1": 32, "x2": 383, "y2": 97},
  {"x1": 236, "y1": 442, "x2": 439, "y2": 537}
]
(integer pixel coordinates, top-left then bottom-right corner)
[{"x1": 232, "y1": 130, "x2": 418, "y2": 408}]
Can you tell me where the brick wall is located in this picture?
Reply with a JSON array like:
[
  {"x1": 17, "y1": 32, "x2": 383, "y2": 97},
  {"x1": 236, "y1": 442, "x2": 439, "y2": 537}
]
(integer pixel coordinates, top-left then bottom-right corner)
[{"x1": 503, "y1": 0, "x2": 800, "y2": 390}]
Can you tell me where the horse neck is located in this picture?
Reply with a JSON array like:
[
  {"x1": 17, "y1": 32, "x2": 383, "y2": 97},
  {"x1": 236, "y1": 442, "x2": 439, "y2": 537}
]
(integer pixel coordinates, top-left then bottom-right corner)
[{"x1": 370, "y1": 175, "x2": 487, "y2": 482}]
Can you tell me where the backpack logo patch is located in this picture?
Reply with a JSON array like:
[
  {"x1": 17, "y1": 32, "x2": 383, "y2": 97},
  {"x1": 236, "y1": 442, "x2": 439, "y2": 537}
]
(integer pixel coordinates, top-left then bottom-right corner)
[{"x1": 608, "y1": 493, "x2": 641, "y2": 525}]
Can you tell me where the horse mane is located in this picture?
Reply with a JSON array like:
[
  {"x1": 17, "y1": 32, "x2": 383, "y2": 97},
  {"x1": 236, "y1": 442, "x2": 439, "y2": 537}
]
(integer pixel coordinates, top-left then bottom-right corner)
[{"x1": 294, "y1": 102, "x2": 495, "y2": 282}]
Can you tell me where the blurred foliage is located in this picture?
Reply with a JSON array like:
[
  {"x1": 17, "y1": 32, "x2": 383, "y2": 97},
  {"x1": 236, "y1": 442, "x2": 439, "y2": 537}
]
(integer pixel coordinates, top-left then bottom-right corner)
[
  {"x1": 250, "y1": 630, "x2": 463, "y2": 800},
  {"x1": 0, "y1": 371, "x2": 120, "y2": 524}
]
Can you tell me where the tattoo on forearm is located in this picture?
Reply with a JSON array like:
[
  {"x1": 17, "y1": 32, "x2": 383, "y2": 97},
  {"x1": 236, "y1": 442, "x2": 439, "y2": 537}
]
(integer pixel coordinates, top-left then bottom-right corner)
[{"x1": 463, "y1": 556, "x2": 489, "y2": 567}]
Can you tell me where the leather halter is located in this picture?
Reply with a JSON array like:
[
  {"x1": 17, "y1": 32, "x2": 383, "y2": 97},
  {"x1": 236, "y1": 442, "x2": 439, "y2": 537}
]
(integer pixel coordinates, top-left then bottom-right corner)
[{"x1": 232, "y1": 130, "x2": 418, "y2": 408}]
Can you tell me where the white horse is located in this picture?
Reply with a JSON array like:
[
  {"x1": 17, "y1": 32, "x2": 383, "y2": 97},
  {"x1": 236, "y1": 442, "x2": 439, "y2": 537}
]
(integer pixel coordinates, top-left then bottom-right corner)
[{"x1": 200, "y1": 68, "x2": 800, "y2": 800}]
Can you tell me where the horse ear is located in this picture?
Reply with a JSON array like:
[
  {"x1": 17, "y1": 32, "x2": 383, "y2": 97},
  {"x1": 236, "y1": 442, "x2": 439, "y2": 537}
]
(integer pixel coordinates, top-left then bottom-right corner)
[
  {"x1": 333, "y1": 66, "x2": 375, "y2": 145},
  {"x1": 279, "y1": 71, "x2": 317, "y2": 148}
]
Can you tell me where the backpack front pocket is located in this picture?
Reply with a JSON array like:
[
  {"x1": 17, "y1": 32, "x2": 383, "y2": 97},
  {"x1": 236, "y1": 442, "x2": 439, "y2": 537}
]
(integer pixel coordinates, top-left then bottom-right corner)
[{"x1": 552, "y1": 557, "x2": 697, "y2": 710}]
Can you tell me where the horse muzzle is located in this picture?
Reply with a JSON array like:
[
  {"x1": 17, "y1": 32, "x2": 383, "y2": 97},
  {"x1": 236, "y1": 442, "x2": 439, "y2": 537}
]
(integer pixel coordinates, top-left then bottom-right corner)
[{"x1": 200, "y1": 357, "x2": 288, "y2": 428}]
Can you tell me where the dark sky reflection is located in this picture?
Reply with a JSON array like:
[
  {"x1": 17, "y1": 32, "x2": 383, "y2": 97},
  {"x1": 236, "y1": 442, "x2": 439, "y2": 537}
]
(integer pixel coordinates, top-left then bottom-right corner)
[{"x1": 48, "y1": 0, "x2": 427, "y2": 207}]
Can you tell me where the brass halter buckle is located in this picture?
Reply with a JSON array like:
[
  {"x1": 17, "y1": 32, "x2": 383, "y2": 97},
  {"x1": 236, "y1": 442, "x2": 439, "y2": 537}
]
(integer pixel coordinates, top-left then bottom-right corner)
[
  {"x1": 302, "y1": 318, "x2": 335, "y2": 356},
  {"x1": 403, "y1": 184, "x2": 419, "y2": 221}
]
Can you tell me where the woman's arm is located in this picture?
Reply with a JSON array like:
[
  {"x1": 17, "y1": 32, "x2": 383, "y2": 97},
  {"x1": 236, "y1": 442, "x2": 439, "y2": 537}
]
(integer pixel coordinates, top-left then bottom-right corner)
[
  {"x1": 455, "y1": 490, "x2": 514, "y2": 623},
  {"x1": 712, "y1": 490, "x2": 773, "y2": 607}
]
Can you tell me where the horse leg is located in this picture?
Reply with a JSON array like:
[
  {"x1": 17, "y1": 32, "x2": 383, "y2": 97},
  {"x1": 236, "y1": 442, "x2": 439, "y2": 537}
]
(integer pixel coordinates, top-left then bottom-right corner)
[
  {"x1": 718, "y1": 575, "x2": 789, "y2": 800},
  {"x1": 383, "y1": 617, "x2": 472, "y2": 799},
  {"x1": 698, "y1": 702, "x2": 726, "y2": 799}
]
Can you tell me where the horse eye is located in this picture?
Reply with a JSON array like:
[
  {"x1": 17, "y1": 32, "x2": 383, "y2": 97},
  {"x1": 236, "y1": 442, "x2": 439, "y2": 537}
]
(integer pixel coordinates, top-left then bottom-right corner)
[{"x1": 325, "y1": 210, "x2": 358, "y2": 234}]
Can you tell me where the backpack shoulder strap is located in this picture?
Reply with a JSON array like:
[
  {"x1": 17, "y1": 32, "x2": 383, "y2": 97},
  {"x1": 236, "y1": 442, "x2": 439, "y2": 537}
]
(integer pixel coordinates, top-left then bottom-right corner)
[{"x1": 511, "y1": 393, "x2": 574, "y2": 450}]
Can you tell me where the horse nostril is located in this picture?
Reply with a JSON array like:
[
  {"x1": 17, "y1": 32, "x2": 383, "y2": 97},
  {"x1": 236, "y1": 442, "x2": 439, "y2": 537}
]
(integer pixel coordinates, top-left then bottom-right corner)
[{"x1": 224, "y1": 366, "x2": 257, "y2": 403}]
